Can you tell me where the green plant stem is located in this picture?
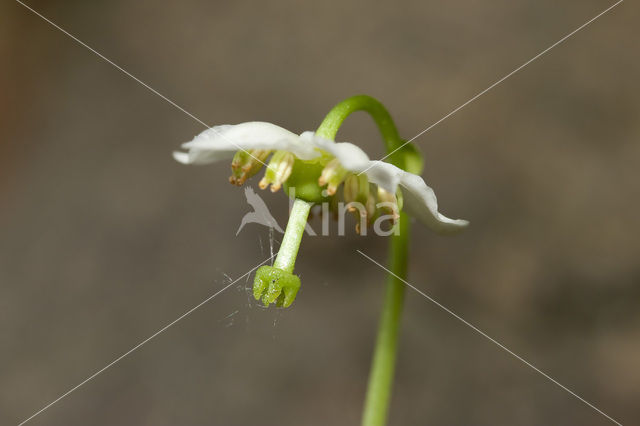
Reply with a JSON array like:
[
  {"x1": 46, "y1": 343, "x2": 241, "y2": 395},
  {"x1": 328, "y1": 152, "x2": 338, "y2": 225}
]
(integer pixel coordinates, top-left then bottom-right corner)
[
  {"x1": 362, "y1": 212, "x2": 409, "y2": 426},
  {"x1": 316, "y1": 95, "x2": 416, "y2": 426},
  {"x1": 316, "y1": 95, "x2": 403, "y2": 157},
  {"x1": 273, "y1": 198, "x2": 312, "y2": 273}
]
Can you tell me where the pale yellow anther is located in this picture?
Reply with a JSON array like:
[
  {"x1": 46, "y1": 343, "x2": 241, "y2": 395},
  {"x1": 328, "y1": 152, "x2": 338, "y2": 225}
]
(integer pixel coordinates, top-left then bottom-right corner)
[
  {"x1": 377, "y1": 187, "x2": 400, "y2": 220},
  {"x1": 318, "y1": 158, "x2": 348, "y2": 196},
  {"x1": 229, "y1": 149, "x2": 271, "y2": 186},
  {"x1": 259, "y1": 151, "x2": 295, "y2": 192},
  {"x1": 344, "y1": 174, "x2": 369, "y2": 207}
]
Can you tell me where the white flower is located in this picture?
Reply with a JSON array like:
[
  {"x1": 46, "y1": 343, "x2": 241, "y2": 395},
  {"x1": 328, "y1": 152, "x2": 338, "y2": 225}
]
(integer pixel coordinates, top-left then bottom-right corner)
[{"x1": 174, "y1": 122, "x2": 468, "y2": 234}]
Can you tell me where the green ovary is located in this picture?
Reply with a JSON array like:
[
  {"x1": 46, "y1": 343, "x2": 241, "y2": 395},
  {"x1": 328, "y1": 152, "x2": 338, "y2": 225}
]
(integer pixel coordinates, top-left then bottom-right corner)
[{"x1": 283, "y1": 159, "x2": 329, "y2": 203}]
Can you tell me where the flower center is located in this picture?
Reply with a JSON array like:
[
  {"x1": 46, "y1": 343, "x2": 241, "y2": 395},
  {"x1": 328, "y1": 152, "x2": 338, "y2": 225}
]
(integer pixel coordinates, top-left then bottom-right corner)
[{"x1": 283, "y1": 159, "x2": 329, "y2": 203}]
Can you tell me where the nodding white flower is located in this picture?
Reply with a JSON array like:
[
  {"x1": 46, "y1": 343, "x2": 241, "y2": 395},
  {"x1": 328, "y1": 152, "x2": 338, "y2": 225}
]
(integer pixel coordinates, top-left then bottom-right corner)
[{"x1": 173, "y1": 121, "x2": 468, "y2": 234}]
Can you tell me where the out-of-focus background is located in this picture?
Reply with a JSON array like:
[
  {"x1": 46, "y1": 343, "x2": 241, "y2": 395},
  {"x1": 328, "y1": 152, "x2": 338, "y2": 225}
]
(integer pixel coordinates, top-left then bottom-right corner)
[{"x1": 2, "y1": 0, "x2": 639, "y2": 425}]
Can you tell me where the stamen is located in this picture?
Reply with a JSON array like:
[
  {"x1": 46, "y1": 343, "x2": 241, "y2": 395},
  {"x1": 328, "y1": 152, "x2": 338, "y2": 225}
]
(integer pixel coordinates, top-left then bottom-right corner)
[
  {"x1": 259, "y1": 150, "x2": 295, "y2": 192},
  {"x1": 318, "y1": 158, "x2": 348, "y2": 196},
  {"x1": 229, "y1": 149, "x2": 271, "y2": 186},
  {"x1": 343, "y1": 174, "x2": 369, "y2": 211},
  {"x1": 377, "y1": 187, "x2": 400, "y2": 222}
]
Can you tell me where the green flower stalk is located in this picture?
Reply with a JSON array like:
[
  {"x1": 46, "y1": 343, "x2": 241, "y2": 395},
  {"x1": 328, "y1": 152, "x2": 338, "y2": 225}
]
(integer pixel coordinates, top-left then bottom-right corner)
[
  {"x1": 173, "y1": 95, "x2": 468, "y2": 425},
  {"x1": 314, "y1": 96, "x2": 417, "y2": 426}
]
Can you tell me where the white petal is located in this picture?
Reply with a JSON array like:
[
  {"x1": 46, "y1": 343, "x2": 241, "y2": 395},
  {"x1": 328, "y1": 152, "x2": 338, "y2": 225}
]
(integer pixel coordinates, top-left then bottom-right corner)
[
  {"x1": 360, "y1": 161, "x2": 467, "y2": 233},
  {"x1": 302, "y1": 132, "x2": 468, "y2": 234},
  {"x1": 300, "y1": 131, "x2": 370, "y2": 170},
  {"x1": 399, "y1": 171, "x2": 469, "y2": 234},
  {"x1": 174, "y1": 122, "x2": 321, "y2": 165},
  {"x1": 172, "y1": 151, "x2": 190, "y2": 164}
]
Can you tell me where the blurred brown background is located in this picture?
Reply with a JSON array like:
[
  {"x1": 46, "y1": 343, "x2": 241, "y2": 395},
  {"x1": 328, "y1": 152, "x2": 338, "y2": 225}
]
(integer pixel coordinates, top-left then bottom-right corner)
[{"x1": 2, "y1": 0, "x2": 639, "y2": 425}]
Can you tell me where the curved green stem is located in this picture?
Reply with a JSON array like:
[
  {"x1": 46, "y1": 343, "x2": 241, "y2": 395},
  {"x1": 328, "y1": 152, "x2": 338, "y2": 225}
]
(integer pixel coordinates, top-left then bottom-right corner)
[
  {"x1": 316, "y1": 95, "x2": 405, "y2": 169},
  {"x1": 316, "y1": 95, "x2": 417, "y2": 426}
]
